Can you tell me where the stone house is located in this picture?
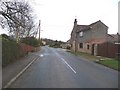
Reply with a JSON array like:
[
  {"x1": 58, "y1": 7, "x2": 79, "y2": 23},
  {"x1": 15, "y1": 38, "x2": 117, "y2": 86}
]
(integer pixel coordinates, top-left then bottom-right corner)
[
  {"x1": 60, "y1": 40, "x2": 71, "y2": 49},
  {"x1": 70, "y1": 19, "x2": 109, "y2": 55}
]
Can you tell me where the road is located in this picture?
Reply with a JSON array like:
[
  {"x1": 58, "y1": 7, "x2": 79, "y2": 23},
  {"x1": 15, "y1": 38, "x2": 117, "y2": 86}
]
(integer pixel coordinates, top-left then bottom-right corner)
[{"x1": 10, "y1": 46, "x2": 118, "y2": 88}]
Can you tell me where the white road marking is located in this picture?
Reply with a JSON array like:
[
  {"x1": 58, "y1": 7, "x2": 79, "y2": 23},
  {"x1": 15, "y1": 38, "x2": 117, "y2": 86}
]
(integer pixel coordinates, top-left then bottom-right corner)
[
  {"x1": 55, "y1": 52, "x2": 76, "y2": 74},
  {"x1": 61, "y1": 58, "x2": 77, "y2": 74},
  {"x1": 40, "y1": 54, "x2": 44, "y2": 57},
  {"x1": 3, "y1": 56, "x2": 40, "y2": 88}
]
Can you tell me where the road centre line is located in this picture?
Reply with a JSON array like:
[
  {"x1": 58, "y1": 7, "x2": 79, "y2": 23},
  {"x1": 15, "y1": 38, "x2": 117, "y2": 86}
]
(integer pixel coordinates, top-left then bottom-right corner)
[
  {"x1": 61, "y1": 58, "x2": 76, "y2": 74},
  {"x1": 55, "y1": 52, "x2": 76, "y2": 74}
]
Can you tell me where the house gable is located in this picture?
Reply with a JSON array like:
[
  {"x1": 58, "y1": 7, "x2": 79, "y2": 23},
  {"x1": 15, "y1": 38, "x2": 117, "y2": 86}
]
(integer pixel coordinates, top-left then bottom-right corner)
[
  {"x1": 76, "y1": 20, "x2": 108, "y2": 33},
  {"x1": 90, "y1": 20, "x2": 108, "y2": 28}
]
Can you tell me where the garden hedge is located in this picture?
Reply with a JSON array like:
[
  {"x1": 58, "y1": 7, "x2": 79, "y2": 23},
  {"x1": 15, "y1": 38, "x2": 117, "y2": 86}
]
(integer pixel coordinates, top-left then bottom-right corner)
[{"x1": 2, "y1": 37, "x2": 25, "y2": 67}]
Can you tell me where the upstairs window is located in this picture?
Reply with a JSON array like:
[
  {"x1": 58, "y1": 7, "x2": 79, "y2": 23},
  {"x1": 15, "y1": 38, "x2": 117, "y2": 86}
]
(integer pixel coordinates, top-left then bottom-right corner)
[{"x1": 79, "y1": 31, "x2": 83, "y2": 37}]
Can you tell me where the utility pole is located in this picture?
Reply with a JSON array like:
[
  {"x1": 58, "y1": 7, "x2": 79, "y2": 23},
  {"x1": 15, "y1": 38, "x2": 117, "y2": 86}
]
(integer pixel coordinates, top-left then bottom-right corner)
[{"x1": 38, "y1": 20, "x2": 41, "y2": 41}]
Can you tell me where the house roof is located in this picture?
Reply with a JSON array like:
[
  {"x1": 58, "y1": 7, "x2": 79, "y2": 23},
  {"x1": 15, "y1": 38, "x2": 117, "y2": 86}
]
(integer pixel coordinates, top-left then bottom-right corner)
[
  {"x1": 107, "y1": 34, "x2": 115, "y2": 38},
  {"x1": 111, "y1": 34, "x2": 120, "y2": 42},
  {"x1": 108, "y1": 33, "x2": 120, "y2": 41},
  {"x1": 66, "y1": 39, "x2": 71, "y2": 44},
  {"x1": 110, "y1": 34, "x2": 119, "y2": 39},
  {"x1": 89, "y1": 20, "x2": 101, "y2": 27},
  {"x1": 76, "y1": 25, "x2": 89, "y2": 32},
  {"x1": 76, "y1": 20, "x2": 108, "y2": 32}
]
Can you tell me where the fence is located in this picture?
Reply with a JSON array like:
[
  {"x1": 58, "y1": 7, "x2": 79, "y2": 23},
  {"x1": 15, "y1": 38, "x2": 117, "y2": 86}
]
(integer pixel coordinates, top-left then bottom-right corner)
[{"x1": 97, "y1": 42, "x2": 120, "y2": 58}]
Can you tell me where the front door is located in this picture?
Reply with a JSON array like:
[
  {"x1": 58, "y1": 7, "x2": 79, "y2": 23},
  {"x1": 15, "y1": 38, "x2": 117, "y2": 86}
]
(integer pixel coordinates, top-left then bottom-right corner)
[{"x1": 92, "y1": 44, "x2": 95, "y2": 55}]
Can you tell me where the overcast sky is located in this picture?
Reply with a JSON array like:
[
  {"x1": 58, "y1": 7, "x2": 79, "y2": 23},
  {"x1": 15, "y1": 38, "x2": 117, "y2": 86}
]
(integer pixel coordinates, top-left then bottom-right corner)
[{"x1": 0, "y1": 0, "x2": 119, "y2": 42}]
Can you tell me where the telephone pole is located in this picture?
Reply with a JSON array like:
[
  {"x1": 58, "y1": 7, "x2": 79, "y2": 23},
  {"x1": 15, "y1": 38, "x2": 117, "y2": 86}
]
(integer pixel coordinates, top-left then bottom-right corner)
[{"x1": 38, "y1": 20, "x2": 41, "y2": 41}]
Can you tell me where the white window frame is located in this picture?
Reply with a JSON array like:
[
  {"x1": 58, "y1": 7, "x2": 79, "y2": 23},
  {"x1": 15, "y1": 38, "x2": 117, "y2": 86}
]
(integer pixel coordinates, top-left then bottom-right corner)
[{"x1": 79, "y1": 31, "x2": 83, "y2": 37}]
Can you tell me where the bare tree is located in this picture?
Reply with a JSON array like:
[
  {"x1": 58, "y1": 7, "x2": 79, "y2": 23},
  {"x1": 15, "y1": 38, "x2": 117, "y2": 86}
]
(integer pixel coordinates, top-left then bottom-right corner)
[{"x1": 0, "y1": 0, "x2": 37, "y2": 42}]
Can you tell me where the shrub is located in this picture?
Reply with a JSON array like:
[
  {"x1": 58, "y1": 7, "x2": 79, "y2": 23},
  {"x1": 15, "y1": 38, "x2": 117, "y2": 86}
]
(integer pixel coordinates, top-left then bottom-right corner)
[
  {"x1": 21, "y1": 37, "x2": 40, "y2": 47},
  {"x1": 1, "y1": 34, "x2": 9, "y2": 39},
  {"x1": 2, "y1": 36, "x2": 25, "y2": 67},
  {"x1": 1, "y1": 34, "x2": 14, "y2": 41},
  {"x1": 20, "y1": 43, "x2": 35, "y2": 54}
]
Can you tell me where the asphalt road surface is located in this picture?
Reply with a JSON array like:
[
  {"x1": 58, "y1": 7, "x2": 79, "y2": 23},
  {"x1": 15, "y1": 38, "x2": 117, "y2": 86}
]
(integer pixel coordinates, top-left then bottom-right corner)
[{"x1": 10, "y1": 46, "x2": 118, "y2": 88}]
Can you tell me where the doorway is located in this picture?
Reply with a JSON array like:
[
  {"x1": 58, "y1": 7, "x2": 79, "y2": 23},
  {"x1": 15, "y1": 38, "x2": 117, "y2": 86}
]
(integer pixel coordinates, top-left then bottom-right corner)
[{"x1": 92, "y1": 44, "x2": 95, "y2": 55}]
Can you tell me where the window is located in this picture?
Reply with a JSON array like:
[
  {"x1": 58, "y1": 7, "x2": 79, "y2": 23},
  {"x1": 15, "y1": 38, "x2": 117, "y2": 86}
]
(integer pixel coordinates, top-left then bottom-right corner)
[
  {"x1": 87, "y1": 45, "x2": 89, "y2": 49},
  {"x1": 79, "y1": 43, "x2": 83, "y2": 48},
  {"x1": 79, "y1": 31, "x2": 83, "y2": 37}
]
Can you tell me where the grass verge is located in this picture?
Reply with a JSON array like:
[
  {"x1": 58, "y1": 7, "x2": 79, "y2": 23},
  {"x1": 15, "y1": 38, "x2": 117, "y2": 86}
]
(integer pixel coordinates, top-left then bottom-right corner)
[
  {"x1": 96, "y1": 60, "x2": 119, "y2": 71},
  {"x1": 67, "y1": 50, "x2": 119, "y2": 71},
  {"x1": 67, "y1": 50, "x2": 100, "y2": 61}
]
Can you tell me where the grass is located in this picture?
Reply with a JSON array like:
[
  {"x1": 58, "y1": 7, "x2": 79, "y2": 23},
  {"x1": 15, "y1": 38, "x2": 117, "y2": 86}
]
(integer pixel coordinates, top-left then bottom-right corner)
[
  {"x1": 67, "y1": 50, "x2": 100, "y2": 61},
  {"x1": 67, "y1": 50, "x2": 119, "y2": 71},
  {"x1": 97, "y1": 60, "x2": 119, "y2": 70}
]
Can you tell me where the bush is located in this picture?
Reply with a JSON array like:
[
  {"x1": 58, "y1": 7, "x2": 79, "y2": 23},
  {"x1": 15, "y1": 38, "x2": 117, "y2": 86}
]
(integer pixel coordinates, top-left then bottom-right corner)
[
  {"x1": 20, "y1": 43, "x2": 35, "y2": 54},
  {"x1": 21, "y1": 37, "x2": 40, "y2": 47},
  {"x1": 1, "y1": 34, "x2": 14, "y2": 41},
  {"x1": 2, "y1": 36, "x2": 25, "y2": 67},
  {"x1": 1, "y1": 34, "x2": 9, "y2": 39}
]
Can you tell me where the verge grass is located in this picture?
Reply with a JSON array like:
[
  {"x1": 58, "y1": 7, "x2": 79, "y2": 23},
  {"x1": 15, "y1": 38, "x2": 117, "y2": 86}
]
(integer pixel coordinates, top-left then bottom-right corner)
[{"x1": 67, "y1": 50, "x2": 119, "y2": 71}]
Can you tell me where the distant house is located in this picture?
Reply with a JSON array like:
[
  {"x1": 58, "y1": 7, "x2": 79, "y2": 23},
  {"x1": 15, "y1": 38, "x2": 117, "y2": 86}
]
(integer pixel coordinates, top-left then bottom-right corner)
[
  {"x1": 107, "y1": 33, "x2": 120, "y2": 44},
  {"x1": 66, "y1": 39, "x2": 71, "y2": 47},
  {"x1": 70, "y1": 19, "x2": 119, "y2": 57},
  {"x1": 42, "y1": 40, "x2": 46, "y2": 45},
  {"x1": 60, "y1": 40, "x2": 71, "y2": 49}
]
